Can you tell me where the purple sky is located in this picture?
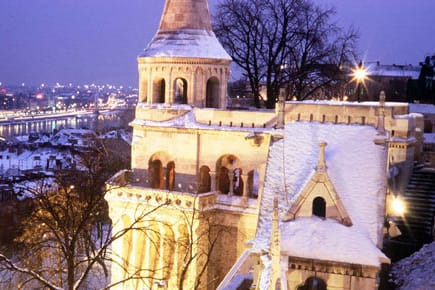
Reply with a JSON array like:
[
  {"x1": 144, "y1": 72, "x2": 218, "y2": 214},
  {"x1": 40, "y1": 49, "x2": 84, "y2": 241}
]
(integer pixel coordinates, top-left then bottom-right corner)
[{"x1": 1, "y1": 0, "x2": 434, "y2": 87}]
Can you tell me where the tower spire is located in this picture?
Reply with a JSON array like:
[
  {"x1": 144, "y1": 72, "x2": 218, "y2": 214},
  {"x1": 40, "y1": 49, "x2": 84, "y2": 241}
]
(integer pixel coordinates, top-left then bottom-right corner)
[
  {"x1": 158, "y1": 0, "x2": 213, "y2": 31},
  {"x1": 140, "y1": 0, "x2": 230, "y2": 60}
]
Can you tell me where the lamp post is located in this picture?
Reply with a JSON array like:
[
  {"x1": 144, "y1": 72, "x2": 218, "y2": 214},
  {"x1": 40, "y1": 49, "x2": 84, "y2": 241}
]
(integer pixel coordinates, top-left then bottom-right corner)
[{"x1": 352, "y1": 61, "x2": 367, "y2": 102}]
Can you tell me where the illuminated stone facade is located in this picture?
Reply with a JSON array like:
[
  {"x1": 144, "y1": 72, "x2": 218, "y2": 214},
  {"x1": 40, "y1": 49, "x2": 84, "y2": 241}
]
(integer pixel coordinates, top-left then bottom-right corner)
[{"x1": 106, "y1": 0, "x2": 424, "y2": 289}]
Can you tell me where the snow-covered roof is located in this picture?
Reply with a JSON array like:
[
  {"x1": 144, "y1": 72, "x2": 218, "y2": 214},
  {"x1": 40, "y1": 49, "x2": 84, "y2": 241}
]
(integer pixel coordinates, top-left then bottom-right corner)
[
  {"x1": 139, "y1": 29, "x2": 231, "y2": 60},
  {"x1": 280, "y1": 217, "x2": 388, "y2": 266},
  {"x1": 366, "y1": 63, "x2": 420, "y2": 79},
  {"x1": 50, "y1": 128, "x2": 97, "y2": 147},
  {"x1": 254, "y1": 122, "x2": 388, "y2": 266}
]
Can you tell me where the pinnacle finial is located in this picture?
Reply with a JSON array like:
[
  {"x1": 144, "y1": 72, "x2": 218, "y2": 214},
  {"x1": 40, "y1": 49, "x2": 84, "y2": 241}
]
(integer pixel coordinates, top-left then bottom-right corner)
[{"x1": 316, "y1": 142, "x2": 328, "y2": 171}]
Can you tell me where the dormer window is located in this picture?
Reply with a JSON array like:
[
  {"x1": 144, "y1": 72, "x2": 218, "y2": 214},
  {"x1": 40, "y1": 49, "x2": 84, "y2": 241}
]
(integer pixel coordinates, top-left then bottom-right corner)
[{"x1": 312, "y1": 196, "x2": 326, "y2": 218}]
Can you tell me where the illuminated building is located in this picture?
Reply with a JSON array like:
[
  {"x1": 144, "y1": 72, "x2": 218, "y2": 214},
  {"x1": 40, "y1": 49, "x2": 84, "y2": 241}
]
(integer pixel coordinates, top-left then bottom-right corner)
[{"x1": 106, "y1": 0, "x2": 424, "y2": 289}]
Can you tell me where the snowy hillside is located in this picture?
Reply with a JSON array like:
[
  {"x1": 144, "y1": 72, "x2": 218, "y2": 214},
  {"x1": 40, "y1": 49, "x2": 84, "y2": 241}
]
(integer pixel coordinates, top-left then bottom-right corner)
[{"x1": 390, "y1": 242, "x2": 435, "y2": 290}]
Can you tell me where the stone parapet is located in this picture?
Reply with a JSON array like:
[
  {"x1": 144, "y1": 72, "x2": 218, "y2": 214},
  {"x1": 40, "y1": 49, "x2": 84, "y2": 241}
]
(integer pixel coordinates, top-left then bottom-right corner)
[
  {"x1": 106, "y1": 176, "x2": 218, "y2": 212},
  {"x1": 283, "y1": 101, "x2": 408, "y2": 127}
]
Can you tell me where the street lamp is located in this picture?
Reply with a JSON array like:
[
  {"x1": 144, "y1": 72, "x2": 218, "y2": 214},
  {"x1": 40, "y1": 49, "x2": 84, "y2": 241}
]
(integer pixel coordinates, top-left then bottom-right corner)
[{"x1": 351, "y1": 61, "x2": 367, "y2": 102}]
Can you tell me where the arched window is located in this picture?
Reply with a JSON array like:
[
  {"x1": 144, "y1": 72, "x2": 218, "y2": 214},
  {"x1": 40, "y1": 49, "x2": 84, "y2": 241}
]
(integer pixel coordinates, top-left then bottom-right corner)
[
  {"x1": 312, "y1": 197, "x2": 326, "y2": 218},
  {"x1": 297, "y1": 277, "x2": 327, "y2": 290},
  {"x1": 206, "y1": 77, "x2": 220, "y2": 108},
  {"x1": 198, "y1": 165, "x2": 211, "y2": 193},
  {"x1": 174, "y1": 78, "x2": 188, "y2": 104},
  {"x1": 153, "y1": 78, "x2": 166, "y2": 103}
]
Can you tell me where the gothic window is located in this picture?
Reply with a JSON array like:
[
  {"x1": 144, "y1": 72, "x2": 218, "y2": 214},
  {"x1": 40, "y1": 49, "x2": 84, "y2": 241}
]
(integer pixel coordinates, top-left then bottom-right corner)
[
  {"x1": 206, "y1": 77, "x2": 220, "y2": 108},
  {"x1": 153, "y1": 78, "x2": 166, "y2": 103},
  {"x1": 166, "y1": 161, "x2": 175, "y2": 191},
  {"x1": 174, "y1": 78, "x2": 187, "y2": 104},
  {"x1": 312, "y1": 196, "x2": 326, "y2": 218},
  {"x1": 198, "y1": 165, "x2": 211, "y2": 193}
]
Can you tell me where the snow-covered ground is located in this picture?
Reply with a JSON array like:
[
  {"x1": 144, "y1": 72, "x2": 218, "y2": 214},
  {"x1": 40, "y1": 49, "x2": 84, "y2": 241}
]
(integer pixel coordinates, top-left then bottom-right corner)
[{"x1": 390, "y1": 242, "x2": 435, "y2": 290}]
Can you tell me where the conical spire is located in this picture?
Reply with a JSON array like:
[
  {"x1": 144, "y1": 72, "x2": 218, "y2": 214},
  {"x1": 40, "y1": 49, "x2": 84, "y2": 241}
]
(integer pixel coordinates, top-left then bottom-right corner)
[
  {"x1": 139, "y1": 0, "x2": 231, "y2": 60},
  {"x1": 159, "y1": 0, "x2": 213, "y2": 31}
]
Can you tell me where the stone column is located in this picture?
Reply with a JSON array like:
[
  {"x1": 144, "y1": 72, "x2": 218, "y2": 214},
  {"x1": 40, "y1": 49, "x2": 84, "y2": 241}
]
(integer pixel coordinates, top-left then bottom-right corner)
[
  {"x1": 241, "y1": 174, "x2": 249, "y2": 205},
  {"x1": 147, "y1": 67, "x2": 153, "y2": 106},
  {"x1": 316, "y1": 142, "x2": 328, "y2": 172},
  {"x1": 228, "y1": 169, "x2": 234, "y2": 196},
  {"x1": 210, "y1": 171, "x2": 216, "y2": 191},
  {"x1": 166, "y1": 68, "x2": 173, "y2": 107},
  {"x1": 377, "y1": 91, "x2": 386, "y2": 135}
]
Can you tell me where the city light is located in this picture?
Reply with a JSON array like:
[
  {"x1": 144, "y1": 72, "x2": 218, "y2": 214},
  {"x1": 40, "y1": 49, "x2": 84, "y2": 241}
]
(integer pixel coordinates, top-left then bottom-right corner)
[
  {"x1": 351, "y1": 61, "x2": 368, "y2": 102},
  {"x1": 351, "y1": 61, "x2": 368, "y2": 84}
]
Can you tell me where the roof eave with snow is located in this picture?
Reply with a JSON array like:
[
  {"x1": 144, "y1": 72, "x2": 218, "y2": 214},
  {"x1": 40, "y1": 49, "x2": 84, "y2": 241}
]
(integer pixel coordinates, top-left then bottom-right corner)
[{"x1": 138, "y1": 29, "x2": 232, "y2": 61}]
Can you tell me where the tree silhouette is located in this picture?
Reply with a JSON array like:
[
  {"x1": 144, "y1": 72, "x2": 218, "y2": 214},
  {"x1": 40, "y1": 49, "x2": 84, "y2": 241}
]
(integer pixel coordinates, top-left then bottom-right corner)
[{"x1": 214, "y1": 0, "x2": 358, "y2": 107}]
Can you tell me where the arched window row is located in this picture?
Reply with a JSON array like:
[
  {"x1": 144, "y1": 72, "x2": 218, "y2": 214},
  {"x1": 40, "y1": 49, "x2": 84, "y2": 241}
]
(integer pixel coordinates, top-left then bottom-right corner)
[
  {"x1": 139, "y1": 76, "x2": 221, "y2": 108},
  {"x1": 147, "y1": 154, "x2": 258, "y2": 198}
]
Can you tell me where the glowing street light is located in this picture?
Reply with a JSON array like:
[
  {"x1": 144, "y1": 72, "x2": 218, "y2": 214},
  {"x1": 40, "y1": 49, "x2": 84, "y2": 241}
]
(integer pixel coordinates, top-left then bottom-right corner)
[
  {"x1": 351, "y1": 61, "x2": 367, "y2": 102},
  {"x1": 390, "y1": 195, "x2": 406, "y2": 216}
]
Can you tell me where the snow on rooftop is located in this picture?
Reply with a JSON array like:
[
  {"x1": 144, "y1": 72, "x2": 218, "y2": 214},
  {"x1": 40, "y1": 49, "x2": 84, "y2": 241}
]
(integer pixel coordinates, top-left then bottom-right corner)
[
  {"x1": 253, "y1": 122, "x2": 387, "y2": 265},
  {"x1": 139, "y1": 29, "x2": 231, "y2": 60},
  {"x1": 131, "y1": 108, "x2": 268, "y2": 133},
  {"x1": 365, "y1": 63, "x2": 420, "y2": 79},
  {"x1": 281, "y1": 217, "x2": 388, "y2": 266},
  {"x1": 292, "y1": 99, "x2": 408, "y2": 107}
]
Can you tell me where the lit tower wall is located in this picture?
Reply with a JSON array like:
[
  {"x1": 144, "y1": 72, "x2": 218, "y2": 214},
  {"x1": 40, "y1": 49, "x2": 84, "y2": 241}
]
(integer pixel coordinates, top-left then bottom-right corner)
[{"x1": 137, "y1": 0, "x2": 231, "y2": 109}]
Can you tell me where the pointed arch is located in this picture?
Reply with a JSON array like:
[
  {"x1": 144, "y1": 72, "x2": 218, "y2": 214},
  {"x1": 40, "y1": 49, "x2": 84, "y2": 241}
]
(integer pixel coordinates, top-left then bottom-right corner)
[{"x1": 206, "y1": 77, "x2": 220, "y2": 108}]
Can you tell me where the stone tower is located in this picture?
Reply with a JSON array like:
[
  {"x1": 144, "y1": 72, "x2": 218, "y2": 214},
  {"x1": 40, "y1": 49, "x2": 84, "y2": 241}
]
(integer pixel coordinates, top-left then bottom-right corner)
[{"x1": 137, "y1": 0, "x2": 231, "y2": 109}]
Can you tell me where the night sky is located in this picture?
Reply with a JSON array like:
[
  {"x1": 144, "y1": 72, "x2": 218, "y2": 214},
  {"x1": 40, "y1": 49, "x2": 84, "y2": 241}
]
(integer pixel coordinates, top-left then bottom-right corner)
[{"x1": 1, "y1": 0, "x2": 434, "y2": 87}]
